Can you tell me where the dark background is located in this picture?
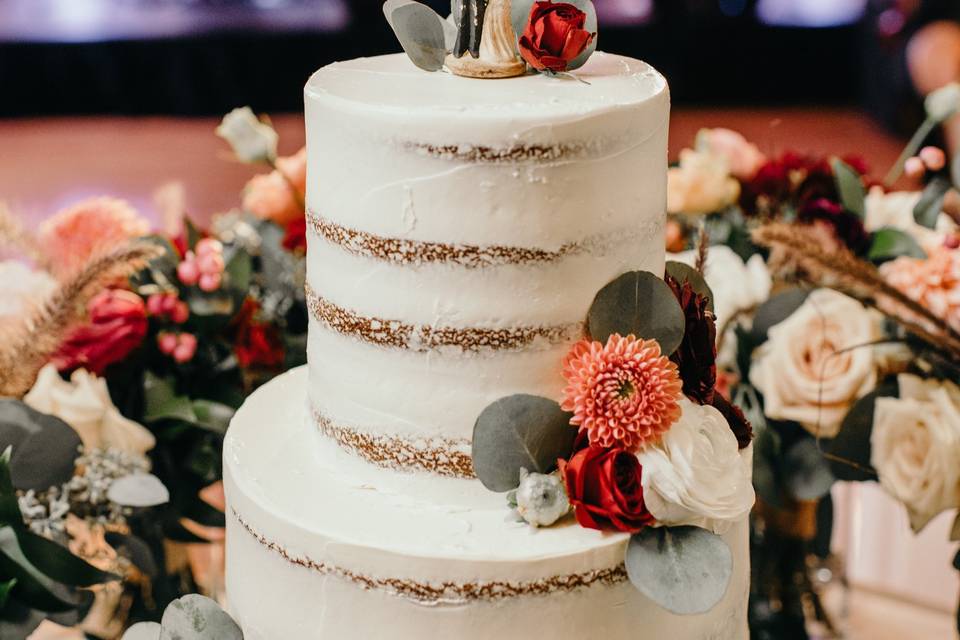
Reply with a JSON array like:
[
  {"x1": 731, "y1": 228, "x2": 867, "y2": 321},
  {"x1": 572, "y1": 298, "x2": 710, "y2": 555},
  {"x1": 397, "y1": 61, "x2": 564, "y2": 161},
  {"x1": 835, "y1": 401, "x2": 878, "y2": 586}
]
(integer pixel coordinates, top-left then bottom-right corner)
[{"x1": 0, "y1": 0, "x2": 903, "y2": 117}]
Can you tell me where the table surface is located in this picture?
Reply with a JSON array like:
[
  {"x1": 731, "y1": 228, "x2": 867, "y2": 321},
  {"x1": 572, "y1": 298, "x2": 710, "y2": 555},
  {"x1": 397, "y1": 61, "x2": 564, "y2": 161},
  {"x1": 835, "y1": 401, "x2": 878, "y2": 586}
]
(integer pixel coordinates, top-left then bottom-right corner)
[{"x1": 0, "y1": 108, "x2": 906, "y2": 227}]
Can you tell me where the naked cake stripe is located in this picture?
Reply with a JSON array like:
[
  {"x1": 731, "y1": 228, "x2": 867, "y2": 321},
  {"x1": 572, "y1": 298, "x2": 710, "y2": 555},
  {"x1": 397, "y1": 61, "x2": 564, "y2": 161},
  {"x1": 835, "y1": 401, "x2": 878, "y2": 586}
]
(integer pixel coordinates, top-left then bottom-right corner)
[
  {"x1": 406, "y1": 141, "x2": 588, "y2": 164},
  {"x1": 233, "y1": 508, "x2": 628, "y2": 606},
  {"x1": 307, "y1": 208, "x2": 578, "y2": 268},
  {"x1": 312, "y1": 407, "x2": 475, "y2": 478},
  {"x1": 305, "y1": 284, "x2": 582, "y2": 353}
]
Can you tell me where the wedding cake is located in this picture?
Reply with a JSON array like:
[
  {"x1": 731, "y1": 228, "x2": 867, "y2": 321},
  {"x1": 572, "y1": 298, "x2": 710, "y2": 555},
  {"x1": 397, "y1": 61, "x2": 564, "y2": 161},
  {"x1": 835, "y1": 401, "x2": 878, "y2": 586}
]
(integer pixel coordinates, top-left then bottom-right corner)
[{"x1": 224, "y1": 5, "x2": 753, "y2": 638}]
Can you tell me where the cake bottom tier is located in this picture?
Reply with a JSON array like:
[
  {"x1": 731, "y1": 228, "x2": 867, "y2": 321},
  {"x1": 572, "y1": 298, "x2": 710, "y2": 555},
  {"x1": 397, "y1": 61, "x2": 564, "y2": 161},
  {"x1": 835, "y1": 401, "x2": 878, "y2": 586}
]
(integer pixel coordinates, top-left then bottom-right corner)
[{"x1": 224, "y1": 367, "x2": 750, "y2": 639}]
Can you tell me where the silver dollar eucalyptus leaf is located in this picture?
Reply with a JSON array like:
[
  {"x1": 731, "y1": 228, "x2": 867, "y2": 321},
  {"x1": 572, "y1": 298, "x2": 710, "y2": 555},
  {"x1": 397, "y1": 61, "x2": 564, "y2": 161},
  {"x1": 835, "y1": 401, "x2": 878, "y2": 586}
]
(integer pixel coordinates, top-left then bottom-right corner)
[
  {"x1": 472, "y1": 395, "x2": 577, "y2": 492},
  {"x1": 160, "y1": 594, "x2": 243, "y2": 640},
  {"x1": 625, "y1": 525, "x2": 733, "y2": 615},
  {"x1": 665, "y1": 261, "x2": 715, "y2": 313},
  {"x1": 122, "y1": 622, "x2": 162, "y2": 640},
  {"x1": 384, "y1": 0, "x2": 449, "y2": 72},
  {"x1": 107, "y1": 473, "x2": 170, "y2": 508},
  {"x1": 587, "y1": 271, "x2": 686, "y2": 354}
]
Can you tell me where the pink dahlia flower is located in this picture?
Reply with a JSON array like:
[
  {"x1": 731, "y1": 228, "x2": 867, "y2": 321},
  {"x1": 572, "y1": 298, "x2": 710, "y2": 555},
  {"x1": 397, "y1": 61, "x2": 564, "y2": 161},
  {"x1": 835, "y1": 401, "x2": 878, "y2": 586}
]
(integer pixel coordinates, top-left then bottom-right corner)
[
  {"x1": 39, "y1": 197, "x2": 150, "y2": 279},
  {"x1": 881, "y1": 247, "x2": 960, "y2": 329},
  {"x1": 561, "y1": 334, "x2": 684, "y2": 452}
]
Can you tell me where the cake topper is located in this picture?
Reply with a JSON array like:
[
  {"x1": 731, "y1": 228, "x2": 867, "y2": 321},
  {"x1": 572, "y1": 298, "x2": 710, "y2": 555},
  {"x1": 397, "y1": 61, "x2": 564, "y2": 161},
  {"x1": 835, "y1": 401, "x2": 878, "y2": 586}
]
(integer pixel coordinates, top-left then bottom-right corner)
[{"x1": 383, "y1": 0, "x2": 598, "y2": 79}]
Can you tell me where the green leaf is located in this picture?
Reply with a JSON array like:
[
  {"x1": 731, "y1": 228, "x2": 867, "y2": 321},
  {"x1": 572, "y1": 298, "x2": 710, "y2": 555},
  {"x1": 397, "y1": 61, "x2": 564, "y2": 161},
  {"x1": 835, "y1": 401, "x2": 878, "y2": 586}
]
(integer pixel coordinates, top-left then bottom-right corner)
[
  {"x1": 750, "y1": 288, "x2": 810, "y2": 345},
  {"x1": 472, "y1": 395, "x2": 577, "y2": 492},
  {"x1": 587, "y1": 271, "x2": 686, "y2": 354},
  {"x1": 829, "y1": 392, "x2": 879, "y2": 482},
  {"x1": 625, "y1": 526, "x2": 733, "y2": 615},
  {"x1": 0, "y1": 448, "x2": 22, "y2": 528},
  {"x1": 159, "y1": 594, "x2": 243, "y2": 640},
  {"x1": 0, "y1": 578, "x2": 16, "y2": 609},
  {"x1": 224, "y1": 247, "x2": 252, "y2": 294},
  {"x1": 184, "y1": 218, "x2": 202, "y2": 252},
  {"x1": 16, "y1": 529, "x2": 116, "y2": 587},
  {"x1": 0, "y1": 526, "x2": 77, "y2": 612},
  {"x1": 782, "y1": 439, "x2": 835, "y2": 501},
  {"x1": 914, "y1": 177, "x2": 951, "y2": 229},
  {"x1": 831, "y1": 158, "x2": 866, "y2": 219},
  {"x1": 143, "y1": 373, "x2": 197, "y2": 424},
  {"x1": 383, "y1": 0, "x2": 449, "y2": 72},
  {"x1": 664, "y1": 261, "x2": 715, "y2": 313},
  {"x1": 868, "y1": 227, "x2": 927, "y2": 262},
  {"x1": 0, "y1": 400, "x2": 81, "y2": 492},
  {"x1": 190, "y1": 400, "x2": 234, "y2": 435}
]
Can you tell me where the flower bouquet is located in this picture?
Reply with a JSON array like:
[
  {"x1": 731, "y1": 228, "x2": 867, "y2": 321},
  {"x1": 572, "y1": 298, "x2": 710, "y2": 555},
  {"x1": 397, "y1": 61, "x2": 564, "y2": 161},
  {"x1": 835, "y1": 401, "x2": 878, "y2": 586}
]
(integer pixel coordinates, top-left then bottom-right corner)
[{"x1": 0, "y1": 109, "x2": 307, "y2": 638}]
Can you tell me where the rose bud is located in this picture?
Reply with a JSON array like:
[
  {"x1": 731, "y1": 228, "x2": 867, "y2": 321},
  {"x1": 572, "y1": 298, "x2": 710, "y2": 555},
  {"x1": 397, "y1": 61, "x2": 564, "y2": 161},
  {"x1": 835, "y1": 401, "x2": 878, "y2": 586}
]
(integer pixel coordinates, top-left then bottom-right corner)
[{"x1": 518, "y1": 1, "x2": 595, "y2": 73}]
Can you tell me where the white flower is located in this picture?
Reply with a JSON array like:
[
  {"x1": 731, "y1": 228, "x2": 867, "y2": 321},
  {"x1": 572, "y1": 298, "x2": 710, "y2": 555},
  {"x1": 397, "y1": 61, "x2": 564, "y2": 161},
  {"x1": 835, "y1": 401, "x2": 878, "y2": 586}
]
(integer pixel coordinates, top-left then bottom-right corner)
[
  {"x1": 667, "y1": 245, "x2": 772, "y2": 330},
  {"x1": 925, "y1": 82, "x2": 960, "y2": 122},
  {"x1": 216, "y1": 107, "x2": 278, "y2": 164},
  {"x1": 24, "y1": 365, "x2": 155, "y2": 456},
  {"x1": 749, "y1": 289, "x2": 879, "y2": 438},
  {"x1": 864, "y1": 186, "x2": 955, "y2": 249},
  {"x1": 667, "y1": 148, "x2": 741, "y2": 215},
  {"x1": 872, "y1": 375, "x2": 960, "y2": 531},
  {"x1": 0, "y1": 261, "x2": 55, "y2": 318},
  {"x1": 638, "y1": 398, "x2": 754, "y2": 534},
  {"x1": 514, "y1": 468, "x2": 569, "y2": 527}
]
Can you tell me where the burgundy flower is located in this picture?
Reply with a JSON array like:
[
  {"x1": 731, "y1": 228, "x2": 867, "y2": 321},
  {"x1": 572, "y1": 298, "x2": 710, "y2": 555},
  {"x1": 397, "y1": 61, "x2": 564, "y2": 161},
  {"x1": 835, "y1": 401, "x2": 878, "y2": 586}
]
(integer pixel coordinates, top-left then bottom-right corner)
[
  {"x1": 665, "y1": 274, "x2": 717, "y2": 405},
  {"x1": 797, "y1": 197, "x2": 870, "y2": 254},
  {"x1": 233, "y1": 299, "x2": 285, "y2": 370},
  {"x1": 560, "y1": 441, "x2": 655, "y2": 533},
  {"x1": 711, "y1": 393, "x2": 754, "y2": 450},
  {"x1": 52, "y1": 289, "x2": 147, "y2": 374},
  {"x1": 518, "y1": 1, "x2": 595, "y2": 73},
  {"x1": 282, "y1": 216, "x2": 307, "y2": 254}
]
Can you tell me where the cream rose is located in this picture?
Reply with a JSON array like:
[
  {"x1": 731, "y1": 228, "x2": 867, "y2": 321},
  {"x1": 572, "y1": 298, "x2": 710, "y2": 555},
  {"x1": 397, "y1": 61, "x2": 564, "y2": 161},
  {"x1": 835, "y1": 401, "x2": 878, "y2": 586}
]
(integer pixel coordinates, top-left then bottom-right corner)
[
  {"x1": 667, "y1": 148, "x2": 741, "y2": 215},
  {"x1": 871, "y1": 374, "x2": 960, "y2": 531},
  {"x1": 638, "y1": 398, "x2": 755, "y2": 534},
  {"x1": 749, "y1": 289, "x2": 879, "y2": 438},
  {"x1": 695, "y1": 128, "x2": 766, "y2": 180},
  {"x1": 24, "y1": 365, "x2": 155, "y2": 456},
  {"x1": 216, "y1": 107, "x2": 278, "y2": 164},
  {"x1": 865, "y1": 186, "x2": 955, "y2": 249}
]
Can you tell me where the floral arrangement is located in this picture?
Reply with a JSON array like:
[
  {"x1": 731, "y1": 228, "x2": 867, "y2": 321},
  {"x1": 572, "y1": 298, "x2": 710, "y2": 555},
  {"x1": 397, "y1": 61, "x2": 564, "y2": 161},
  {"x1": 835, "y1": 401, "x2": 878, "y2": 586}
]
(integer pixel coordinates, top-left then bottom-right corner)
[
  {"x1": 0, "y1": 107, "x2": 307, "y2": 638},
  {"x1": 665, "y1": 83, "x2": 960, "y2": 637},
  {"x1": 470, "y1": 260, "x2": 755, "y2": 614}
]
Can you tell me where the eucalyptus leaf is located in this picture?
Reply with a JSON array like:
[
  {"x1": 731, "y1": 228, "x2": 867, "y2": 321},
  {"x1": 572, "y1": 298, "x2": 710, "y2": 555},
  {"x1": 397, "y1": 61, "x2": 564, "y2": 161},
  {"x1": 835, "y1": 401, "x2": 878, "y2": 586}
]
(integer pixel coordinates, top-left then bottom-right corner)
[
  {"x1": 16, "y1": 529, "x2": 116, "y2": 587},
  {"x1": 914, "y1": 176, "x2": 951, "y2": 230},
  {"x1": 224, "y1": 247, "x2": 253, "y2": 294},
  {"x1": 625, "y1": 526, "x2": 733, "y2": 615},
  {"x1": 868, "y1": 227, "x2": 927, "y2": 262},
  {"x1": 144, "y1": 373, "x2": 197, "y2": 425},
  {"x1": 0, "y1": 447, "x2": 21, "y2": 527},
  {"x1": 665, "y1": 261, "x2": 715, "y2": 312},
  {"x1": 472, "y1": 395, "x2": 576, "y2": 492},
  {"x1": 384, "y1": 0, "x2": 449, "y2": 72},
  {"x1": 750, "y1": 288, "x2": 810, "y2": 345},
  {"x1": 0, "y1": 577, "x2": 16, "y2": 610},
  {"x1": 107, "y1": 474, "x2": 170, "y2": 508},
  {"x1": 828, "y1": 389, "x2": 895, "y2": 482},
  {"x1": 0, "y1": 526, "x2": 77, "y2": 612},
  {"x1": 830, "y1": 158, "x2": 866, "y2": 219},
  {"x1": 782, "y1": 439, "x2": 835, "y2": 501},
  {"x1": 190, "y1": 400, "x2": 234, "y2": 435},
  {"x1": 159, "y1": 594, "x2": 243, "y2": 640},
  {"x1": 123, "y1": 622, "x2": 162, "y2": 640},
  {"x1": 0, "y1": 400, "x2": 81, "y2": 492},
  {"x1": 587, "y1": 271, "x2": 686, "y2": 354}
]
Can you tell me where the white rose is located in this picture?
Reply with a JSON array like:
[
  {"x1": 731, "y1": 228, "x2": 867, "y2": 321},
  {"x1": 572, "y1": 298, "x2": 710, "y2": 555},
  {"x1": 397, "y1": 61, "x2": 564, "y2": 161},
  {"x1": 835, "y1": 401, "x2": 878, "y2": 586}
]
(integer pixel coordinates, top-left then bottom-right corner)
[
  {"x1": 0, "y1": 261, "x2": 55, "y2": 318},
  {"x1": 871, "y1": 374, "x2": 960, "y2": 531},
  {"x1": 638, "y1": 398, "x2": 755, "y2": 534},
  {"x1": 864, "y1": 186, "x2": 955, "y2": 249},
  {"x1": 925, "y1": 82, "x2": 960, "y2": 121},
  {"x1": 667, "y1": 148, "x2": 741, "y2": 215},
  {"x1": 216, "y1": 107, "x2": 278, "y2": 164},
  {"x1": 24, "y1": 365, "x2": 155, "y2": 456},
  {"x1": 749, "y1": 289, "x2": 879, "y2": 438}
]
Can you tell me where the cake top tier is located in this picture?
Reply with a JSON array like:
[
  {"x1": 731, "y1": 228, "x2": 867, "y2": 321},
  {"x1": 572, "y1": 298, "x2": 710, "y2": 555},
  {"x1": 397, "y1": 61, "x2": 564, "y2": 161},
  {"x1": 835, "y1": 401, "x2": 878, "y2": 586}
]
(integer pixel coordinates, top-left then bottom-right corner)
[{"x1": 305, "y1": 52, "x2": 667, "y2": 119}]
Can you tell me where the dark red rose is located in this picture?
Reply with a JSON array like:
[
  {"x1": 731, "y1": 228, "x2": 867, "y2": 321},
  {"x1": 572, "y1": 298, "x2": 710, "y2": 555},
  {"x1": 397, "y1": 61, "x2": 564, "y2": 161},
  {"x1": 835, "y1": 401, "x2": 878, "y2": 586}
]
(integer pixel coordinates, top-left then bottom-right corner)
[
  {"x1": 233, "y1": 299, "x2": 285, "y2": 369},
  {"x1": 518, "y1": 1, "x2": 595, "y2": 73},
  {"x1": 797, "y1": 197, "x2": 870, "y2": 254},
  {"x1": 282, "y1": 216, "x2": 307, "y2": 254},
  {"x1": 52, "y1": 289, "x2": 147, "y2": 374},
  {"x1": 711, "y1": 392, "x2": 753, "y2": 450},
  {"x1": 665, "y1": 274, "x2": 717, "y2": 405},
  {"x1": 560, "y1": 443, "x2": 655, "y2": 533}
]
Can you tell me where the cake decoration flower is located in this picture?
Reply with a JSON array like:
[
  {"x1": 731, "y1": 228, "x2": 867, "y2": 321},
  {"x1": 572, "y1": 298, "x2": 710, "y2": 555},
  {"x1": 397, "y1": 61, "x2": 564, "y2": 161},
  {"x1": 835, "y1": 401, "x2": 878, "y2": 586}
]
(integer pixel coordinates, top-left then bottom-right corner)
[
  {"x1": 518, "y1": 1, "x2": 596, "y2": 74},
  {"x1": 561, "y1": 333, "x2": 683, "y2": 453},
  {"x1": 512, "y1": 468, "x2": 570, "y2": 527}
]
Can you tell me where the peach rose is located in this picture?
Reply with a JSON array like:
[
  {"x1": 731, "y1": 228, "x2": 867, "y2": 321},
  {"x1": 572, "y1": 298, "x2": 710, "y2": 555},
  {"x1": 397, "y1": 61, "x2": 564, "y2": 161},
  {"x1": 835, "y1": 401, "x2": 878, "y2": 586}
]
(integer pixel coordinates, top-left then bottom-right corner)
[
  {"x1": 241, "y1": 148, "x2": 306, "y2": 226},
  {"x1": 695, "y1": 128, "x2": 767, "y2": 180},
  {"x1": 667, "y1": 148, "x2": 741, "y2": 215}
]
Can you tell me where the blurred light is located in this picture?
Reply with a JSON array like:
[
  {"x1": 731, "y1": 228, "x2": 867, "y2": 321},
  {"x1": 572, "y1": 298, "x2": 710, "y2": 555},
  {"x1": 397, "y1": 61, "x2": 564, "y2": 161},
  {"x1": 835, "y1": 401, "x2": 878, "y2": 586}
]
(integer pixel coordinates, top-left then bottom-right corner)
[
  {"x1": 595, "y1": 0, "x2": 654, "y2": 26},
  {"x1": 756, "y1": 0, "x2": 868, "y2": 27},
  {"x1": 719, "y1": 0, "x2": 748, "y2": 18}
]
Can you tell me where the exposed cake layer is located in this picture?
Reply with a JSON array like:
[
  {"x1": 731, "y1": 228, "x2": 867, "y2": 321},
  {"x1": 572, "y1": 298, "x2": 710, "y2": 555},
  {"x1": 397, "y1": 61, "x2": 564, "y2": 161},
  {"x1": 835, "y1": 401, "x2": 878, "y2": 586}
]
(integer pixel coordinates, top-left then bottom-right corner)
[
  {"x1": 225, "y1": 369, "x2": 750, "y2": 639},
  {"x1": 304, "y1": 52, "x2": 669, "y2": 471}
]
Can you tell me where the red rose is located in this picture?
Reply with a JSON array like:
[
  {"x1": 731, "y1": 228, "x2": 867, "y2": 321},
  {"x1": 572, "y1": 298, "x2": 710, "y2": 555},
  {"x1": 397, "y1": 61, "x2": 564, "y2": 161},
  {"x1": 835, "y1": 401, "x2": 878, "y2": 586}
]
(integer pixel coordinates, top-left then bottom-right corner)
[
  {"x1": 560, "y1": 441, "x2": 655, "y2": 533},
  {"x1": 518, "y1": 1, "x2": 595, "y2": 73},
  {"x1": 282, "y1": 216, "x2": 307, "y2": 254},
  {"x1": 52, "y1": 289, "x2": 147, "y2": 374},
  {"x1": 233, "y1": 300, "x2": 285, "y2": 370}
]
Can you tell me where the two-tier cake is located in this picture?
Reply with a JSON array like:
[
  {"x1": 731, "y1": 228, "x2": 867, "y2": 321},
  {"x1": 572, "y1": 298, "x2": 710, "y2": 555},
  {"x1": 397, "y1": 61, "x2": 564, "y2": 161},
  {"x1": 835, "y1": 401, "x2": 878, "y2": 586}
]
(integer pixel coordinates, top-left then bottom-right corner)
[{"x1": 224, "y1": 5, "x2": 752, "y2": 637}]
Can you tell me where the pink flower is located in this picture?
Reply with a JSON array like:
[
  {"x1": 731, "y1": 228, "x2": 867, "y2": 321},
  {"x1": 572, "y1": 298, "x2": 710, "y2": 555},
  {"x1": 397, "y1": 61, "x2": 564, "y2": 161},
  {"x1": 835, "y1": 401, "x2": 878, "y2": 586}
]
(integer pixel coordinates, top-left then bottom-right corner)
[
  {"x1": 881, "y1": 247, "x2": 960, "y2": 329},
  {"x1": 697, "y1": 128, "x2": 767, "y2": 180},
  {"x1": 52, "y1": 289, "x2": 147, "y2": 374},
  {"x1": 38, "y1": 197, "x2": 150, "y2": 279},
  {"x1": 561, "y1": 334, "x2": 684, "y2": 453},
  {"x1": 241, "y1": 148, "x2": 306, "y2": 226}
]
